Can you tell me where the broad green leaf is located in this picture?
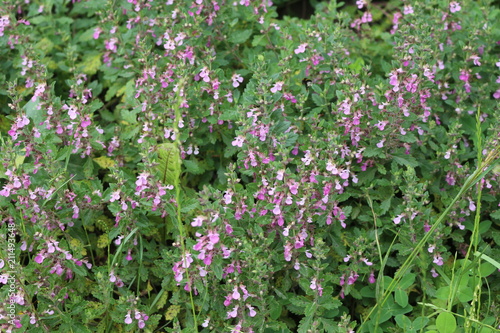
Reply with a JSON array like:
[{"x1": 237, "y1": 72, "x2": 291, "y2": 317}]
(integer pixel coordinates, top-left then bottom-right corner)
[
  {"x1": 228, "y1": 29, "x2": 253, "y2": 44},
  {"x1": 399, "y1": 273, "x2": 415, "y2": 289},
  {"x1": 457, "y1": 286, "x2": 473, "y2": 302},
  {"x1": 395, "y1": 314, "x2": 412, "y2": 330},
  {"x1": 252, "y1": 34, "x2": 267, "y2": 47},
  {"x1": 436, "y1": 312, "x2": 456, "y2": 333},
  {"x1": 394, "y1": 288, "x2": 408, "y2": 307},
  {"x1": 413, "y1": 316, "x2": 429, "y2": 330},
  {"x1": 269, "y1": 299, "x2": 281, "y2": 320}
]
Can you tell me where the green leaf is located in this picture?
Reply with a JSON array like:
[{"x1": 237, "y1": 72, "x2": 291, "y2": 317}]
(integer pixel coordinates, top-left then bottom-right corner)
[
  {"x1": 399, "y1": 273, "x2": 415, "y2": 289},
  {"x1": 475, "y1": 251, "x2": 500, "y2": 270},
  {"x1": 297, "y1": 316, "x2": 313, "y2": 333},
  {"x1": 312, "y1": 93, "x2": 325, "y2": 107},
  {"x1": 413, "y1": 316, "x2": 429, "y2": 330},
  {"x1": 436, "y1": 312, "x2": 457, "y2": 333},
  {"x1": 228, "y1": 29, "x2": 253, "y2": 44},
  {"x1": 24, "y1": 99, "x2": 44, "y2": 125},
  {"x1": 78, "y1": 52, "x2": 102, "y2": 75},
  {"x1": 269, "y1": 299, "x2": 281, "y2": 320},
  {"x1": 394, "y1": 288, "x2": 408, "y2": 307},
  {"x1": 156, "y1": 143, "x2": 181, "y2": 185},
  {"x1": 490, "y1": 210, "x2": 500, "y2": 220},
  {"x1": 183, "y1": 159, "x2": 204, "y2": 175},
  {"x1": 252, "y1": 34, "x2": 267, "y2": 47},
  {"x1": 83, "y1": 157, "x2": 94, "y2": 179},
  {"x1": 380, "y1": 197, "x2": 391, "y2": 215},
  {"x1": 392, "y1": 154, "x2": 419, "y2": 167},
  {"x1": 457, "y1": 286, "x2": 473, "y2": 302},
  {"x1": 395, "y1": 314, "x2": 412, "y2": 330}
]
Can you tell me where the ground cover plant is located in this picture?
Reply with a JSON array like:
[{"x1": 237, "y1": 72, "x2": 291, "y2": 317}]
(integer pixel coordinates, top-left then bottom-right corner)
[{"x1": 0, "y1": 0, "x2": 500, "y2": 332}]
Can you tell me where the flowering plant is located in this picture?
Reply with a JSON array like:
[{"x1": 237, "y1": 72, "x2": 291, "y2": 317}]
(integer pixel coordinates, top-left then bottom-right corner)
[{"x1": 0, "y1": 0, "x2": 499, "y2": 332}]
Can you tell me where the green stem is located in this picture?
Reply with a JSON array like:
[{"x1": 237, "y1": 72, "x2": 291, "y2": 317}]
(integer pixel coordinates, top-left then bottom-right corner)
[{"x1": 172, "y1": 78, "x2": 198, "y2": 330}]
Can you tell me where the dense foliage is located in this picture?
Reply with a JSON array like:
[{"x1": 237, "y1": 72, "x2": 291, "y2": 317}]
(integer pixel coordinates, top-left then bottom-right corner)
[{"x1": 1, "y1": 0, "x2": 499, "y2": 332}]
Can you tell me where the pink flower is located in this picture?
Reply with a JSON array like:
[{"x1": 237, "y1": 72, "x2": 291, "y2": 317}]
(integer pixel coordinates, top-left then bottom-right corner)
[
  {"x1": 247, "y1": 304, "x2": 257, "y2": 317},
  {"x1": 450, "y1": 1, "x2": 461, "y2": 13},
  {"x1": 494, "y1": 89, "x2": 500, "y2": 99},
  {"x1": 231, "y1": 135, "x2": 245, "y2": 147},
  {"x1": 362, "y1": 258, "x2": 373, "y2": 266},
  {"x1": 207, "y1": 231, "x2": 219, "y2": 245},
  {"x1": 393, "y1": 214, "x2": 404, "y2": 224},
  {"x1": 433, "y1": 254, "x2": 444, "y2": 266},
  {"x1": 389, "y1": 73, "x2": 399, "y2": 91},
  {"x1": 347, "y1": 273, "x2": 359, "y2": 285},
  {"x1": 294, "y1": 43, "x2": 307, "y2": 54},
  {"x1": 469, "y1": 54, "x2": 481, "y2": 66},
  {"x1": 232, "y1": 74, "x2": 243, "y2": 87},
  {"x1": 199, "y1": 67, "x2": 210, "y2": 83},
  {"x1": 232, "y1": 286, "x2": 241, "y2": 300},
  {"x1": 34, "y1": 253, "x2": 45, "y2": 264},
  {"x1": 284, "y1": 242, "x2": 293, "y2": 261},
  {"x1": 403, "y1": 5, "x2": 413, "y2": 15},
  {"x1": 227, "y1": 306, "x2": 238, "y2": 318},
  {"x1": 191, "y1": 216, "x2": 205, "y2": 227},
  {"x1": 270, "y1": 81, "x2": 284, "y2": 93},
  {"x1": 93, "y1": 27, "x2": 102, "y2": 39},
  {"x1": 310, "y1": 278, "x2": 317, "y2": 290},
  {"x1": 224, "y1": 190, "x2": 233, "y2": 204}
]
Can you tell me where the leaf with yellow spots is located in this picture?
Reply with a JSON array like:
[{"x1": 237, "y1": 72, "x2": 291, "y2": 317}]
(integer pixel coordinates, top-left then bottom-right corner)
[
  {"x1": 165, "y1": 305, "x2": 180, "y2": 321},
  {"x1": 97, "y1": 234, "x2": 109, "y2": 248},
  {"x1": 79, "y1": 52, "x2": 102, "y2": 75},
  {"x1": 93, "y1": 156, "x2": 116, "y2": 169}
]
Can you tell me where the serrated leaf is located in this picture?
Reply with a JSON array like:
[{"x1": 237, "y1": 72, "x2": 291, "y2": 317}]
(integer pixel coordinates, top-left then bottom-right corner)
[
  {"x1": 312, "y1": 93, "x2": 325, "y2": 106},
  {"x1": 180, "y1": 198, "x2": 199, "y2": 213},
  {"x1": 392, "y1": 154, "x2": 419, "y2": 167},
  {"x1": 83, "y1": 157, "x2": 94, "y2": 178},
  {"x1": 380, "y1": 197, "x2": 391, "y2": 215},
  {"x1": 79, "y1": 52, "x2": 102, "y2": 75},
  {"x1": 228, "y1": 29, "x2": 253, "y2": 44},
  {"x1": 93, "y1": 156, "x2": 116, "y2": 169},
  {"x1": 297, "y1": 316, "x2": 313, "y2": 333},
  {"x1": 285, "y1": 132, "x2": 298, "y2": 147},
  {"x1": 289, "y1": 296, "x2": 311, "y2": 309},
  {"x1": 183, "y1": 159, "x2": 204, "y2": 175},
  {"x1": 35, "y1": 37, "x2": 54, "y2": 54},
  {"x1": 304, "y1": 302, "x2": 317, "y2": 317},
  {"x1": 252, "y1": 34, "x2": 267, "y2": 47}
]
